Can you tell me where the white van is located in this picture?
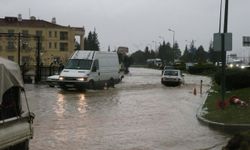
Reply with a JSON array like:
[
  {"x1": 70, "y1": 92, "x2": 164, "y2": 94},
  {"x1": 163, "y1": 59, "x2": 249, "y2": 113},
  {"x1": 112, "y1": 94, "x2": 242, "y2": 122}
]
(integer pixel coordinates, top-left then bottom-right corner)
[{"x1": 58, "y1": 50, "x2": 122, "y2": 90}]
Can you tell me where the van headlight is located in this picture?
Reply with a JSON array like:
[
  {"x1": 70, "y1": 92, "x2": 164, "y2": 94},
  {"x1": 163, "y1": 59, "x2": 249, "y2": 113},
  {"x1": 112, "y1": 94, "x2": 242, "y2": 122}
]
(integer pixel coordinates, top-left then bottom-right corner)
[
  {"x1": 59, "y1": 76, "x2": 64, "y2": 81},
  {"x1": 241, "y1": 65, "x2": 246, "y2": 69},
  {"x1": 77, "y1": 77, "x2": 88, "y2": 81}
]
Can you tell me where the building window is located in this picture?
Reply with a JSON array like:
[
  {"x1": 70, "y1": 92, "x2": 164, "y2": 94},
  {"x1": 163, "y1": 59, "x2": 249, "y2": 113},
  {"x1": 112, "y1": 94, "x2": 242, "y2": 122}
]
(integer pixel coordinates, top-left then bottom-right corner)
[
  {"x1": 55, "y1": 31, "x2": 57, "y2": 38},
  {"x1": 49, "y1": 31, "x2": 52, "y2": 37},
  {"x1": 36, "y1": 30, "x2": 43, "y2": 39},
  {"x1": 49, "y1": 42, "x2": 52, "y2": 49},
  {"x1": 7, "y1": 41, "x2": 15, "y2": 50},
  {"x1": 8, "y1": 56, "x2": 14, "y2": 61},
  {"x1": 7, "y1": 30, "x2": 15, "y2": 40},
  {"x1": 60, "y1": 42, "x2": 68, "y2": 51},
  {"x1": 54, "y1": 42, "x2": 57, "y2": 49},
  {"x1": 60, "y1": 32, "x2": 68, "y2": 40},
  {"x1": 22, "y1": 30, "x2": 29, "y2": 48}
]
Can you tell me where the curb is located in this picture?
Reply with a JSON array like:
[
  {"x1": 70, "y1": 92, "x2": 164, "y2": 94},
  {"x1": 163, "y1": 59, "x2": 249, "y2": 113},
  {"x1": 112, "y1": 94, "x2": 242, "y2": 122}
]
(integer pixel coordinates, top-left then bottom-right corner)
[{"x1": 196, "y1": 90, "x2": 250, "y2": 132}]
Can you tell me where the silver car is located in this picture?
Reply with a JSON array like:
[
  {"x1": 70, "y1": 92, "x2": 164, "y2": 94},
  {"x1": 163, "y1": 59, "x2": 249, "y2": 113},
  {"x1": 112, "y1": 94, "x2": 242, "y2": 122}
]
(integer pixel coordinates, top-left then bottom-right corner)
[{"x1": 161, "y1": 69, "x2": 184, "y2": 86}]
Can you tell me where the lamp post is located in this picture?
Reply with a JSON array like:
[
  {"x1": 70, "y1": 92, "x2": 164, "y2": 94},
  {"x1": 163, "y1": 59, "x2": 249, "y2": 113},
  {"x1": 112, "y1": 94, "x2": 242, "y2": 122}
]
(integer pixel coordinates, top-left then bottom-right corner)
[{"x1": 168, "y1": 28, "x2": 175, "y2": 64}]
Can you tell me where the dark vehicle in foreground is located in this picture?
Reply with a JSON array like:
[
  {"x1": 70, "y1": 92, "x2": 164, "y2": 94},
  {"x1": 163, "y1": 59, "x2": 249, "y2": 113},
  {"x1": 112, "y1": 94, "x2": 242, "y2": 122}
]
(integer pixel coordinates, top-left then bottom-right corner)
[
  {"x1": 161, "y1": 69, "x2": 184, "y2": 86},
  {"x1": 0, "y1": 57, "x2": 35, "y2": 150}
]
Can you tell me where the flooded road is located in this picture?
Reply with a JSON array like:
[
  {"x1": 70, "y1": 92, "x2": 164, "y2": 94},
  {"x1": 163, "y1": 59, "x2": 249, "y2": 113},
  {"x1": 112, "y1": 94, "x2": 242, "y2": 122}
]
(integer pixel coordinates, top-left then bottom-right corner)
[{"x1": 27, "y1": 68, "x2": 228, "y2": 150}]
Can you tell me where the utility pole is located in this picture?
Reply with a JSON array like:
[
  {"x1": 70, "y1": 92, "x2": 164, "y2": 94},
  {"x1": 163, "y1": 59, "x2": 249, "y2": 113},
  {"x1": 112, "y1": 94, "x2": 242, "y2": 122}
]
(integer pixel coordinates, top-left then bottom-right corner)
[
  {"x1": 35, "y1": 36, "x2": 41, "y2": 84},
  {"x1": 221, "y1": 0, "x2": 229, "y2": 103}
]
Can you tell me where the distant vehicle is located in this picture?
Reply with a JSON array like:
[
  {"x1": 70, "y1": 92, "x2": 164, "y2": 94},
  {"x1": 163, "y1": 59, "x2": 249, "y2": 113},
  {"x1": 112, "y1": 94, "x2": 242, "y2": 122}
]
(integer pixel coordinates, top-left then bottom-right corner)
[
  {"x1": 227, "y1": 59, "x2": 243, "y2": 68},
  {"x1": 241, "y1": 65, "x2": 250, "y2": 70},
  {"x1": 46, "y1": 75, "x2": 59, "y2": 87},
  {"x1": 0, "y1": 57, "x2": 35, "y2": 150},
  {"x1": 58, "y1": 50, "x2": 122, "y2": 90},
  {"x1": 161, "y1": 69, "x2": 184, "y2": 86},
  {"x1": 147, "y1": 58, "x2": 163, "y2": 68}
]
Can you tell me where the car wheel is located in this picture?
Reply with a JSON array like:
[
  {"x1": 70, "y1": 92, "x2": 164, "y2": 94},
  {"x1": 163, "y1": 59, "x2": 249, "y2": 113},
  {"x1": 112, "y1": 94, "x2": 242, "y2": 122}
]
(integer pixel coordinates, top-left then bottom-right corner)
[{"x1": 109, "y1": 78, "x2": 115, "y2": 88}]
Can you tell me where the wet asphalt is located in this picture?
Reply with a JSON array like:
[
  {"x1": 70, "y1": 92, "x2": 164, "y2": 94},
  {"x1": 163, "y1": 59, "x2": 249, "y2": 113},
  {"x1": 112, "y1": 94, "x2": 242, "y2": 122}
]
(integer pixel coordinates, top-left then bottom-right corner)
[{"x1": 26, "y1": 68, "x2": 229, "y2": 150}]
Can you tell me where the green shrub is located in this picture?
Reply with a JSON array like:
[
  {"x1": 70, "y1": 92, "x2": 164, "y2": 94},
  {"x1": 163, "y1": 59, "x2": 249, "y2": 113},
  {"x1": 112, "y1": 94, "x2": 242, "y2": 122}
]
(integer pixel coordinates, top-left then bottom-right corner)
[
  {"x1": 214, "y1": 68, "x2": 250, "y2": 90},
  {"x1": 188, "y1": 64, "x2": 217, "y2": 75},
  {"x1": 173, "y1": 63, "x2": 186, "y2": 71}
]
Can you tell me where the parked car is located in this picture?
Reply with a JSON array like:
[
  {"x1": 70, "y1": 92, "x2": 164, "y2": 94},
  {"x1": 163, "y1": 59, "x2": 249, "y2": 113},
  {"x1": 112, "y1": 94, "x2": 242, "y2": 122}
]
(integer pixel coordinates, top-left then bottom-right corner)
[
  {"x1": 0, "y1": 57, "x2": 35, "y2": 150},
  {"x1": 161, "y1": 69, "x2": 184, "y2": 86},
  {"x1": 46, "y1": 75, "x2": 59, "y2": 87}
]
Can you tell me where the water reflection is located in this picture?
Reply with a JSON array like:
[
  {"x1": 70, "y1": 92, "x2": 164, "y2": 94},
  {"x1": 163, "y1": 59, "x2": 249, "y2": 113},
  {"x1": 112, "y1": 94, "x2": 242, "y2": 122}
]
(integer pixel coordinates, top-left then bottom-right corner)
[
  {"x1": 55, "y1": 93, "x2": 65, "y2": 117},
  {"x1": 77, "y1": 94, "x2": 87, "y2": 114}
]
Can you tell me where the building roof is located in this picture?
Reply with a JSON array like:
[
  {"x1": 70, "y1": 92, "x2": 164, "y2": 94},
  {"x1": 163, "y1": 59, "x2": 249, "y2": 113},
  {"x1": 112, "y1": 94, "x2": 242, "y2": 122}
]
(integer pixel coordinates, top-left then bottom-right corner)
[{"x1": 0, "y1": 17, "x2": 84, "y2": 31}]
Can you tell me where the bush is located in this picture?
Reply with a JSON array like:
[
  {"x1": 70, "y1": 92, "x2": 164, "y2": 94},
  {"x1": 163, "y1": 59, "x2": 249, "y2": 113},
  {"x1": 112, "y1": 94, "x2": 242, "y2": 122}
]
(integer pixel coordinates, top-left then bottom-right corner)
[
  {"x1": 214, "y1": 68, "x2": 250, "y2": 90},
  {"x1": 188, "y1": 64, "x2": 217, "y2": 75},
  {"x1": 173, "y1": 63, "x2": 186, "y2": 71}
]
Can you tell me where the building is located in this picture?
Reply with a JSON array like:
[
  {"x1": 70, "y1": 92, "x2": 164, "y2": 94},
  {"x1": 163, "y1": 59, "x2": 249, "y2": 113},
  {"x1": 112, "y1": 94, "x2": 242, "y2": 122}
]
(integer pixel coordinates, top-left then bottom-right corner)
[{"x1": 0, "y1": 15, "x2": 85, "y2": 66}]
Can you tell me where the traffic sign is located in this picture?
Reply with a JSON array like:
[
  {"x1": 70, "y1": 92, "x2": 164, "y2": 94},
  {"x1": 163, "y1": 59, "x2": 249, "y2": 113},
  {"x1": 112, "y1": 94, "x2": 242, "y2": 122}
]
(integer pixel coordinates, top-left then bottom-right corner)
[{"x1": 213, "y1": 33, "x2": 232, "y2": 51}]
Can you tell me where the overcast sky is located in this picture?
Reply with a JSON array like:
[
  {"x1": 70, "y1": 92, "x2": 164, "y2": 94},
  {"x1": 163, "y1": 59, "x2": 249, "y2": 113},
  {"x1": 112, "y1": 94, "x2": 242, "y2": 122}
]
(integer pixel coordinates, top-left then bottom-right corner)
[{"x1": 1, "y1": 0, "x2": 250, "y2": 56}]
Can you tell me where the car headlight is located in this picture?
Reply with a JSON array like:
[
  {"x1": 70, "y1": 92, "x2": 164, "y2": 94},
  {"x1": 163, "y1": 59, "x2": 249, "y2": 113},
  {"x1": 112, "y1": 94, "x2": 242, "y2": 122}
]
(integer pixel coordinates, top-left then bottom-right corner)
[
  {"x1": 59, "y1": 76, "x2": 64, "y2": 81},
  {"x1": 229, "y1": 64, "x2": 233, "y2": 68},
  {"x1": 77, "y1": 77, "x2": 88, "y2": 81}
]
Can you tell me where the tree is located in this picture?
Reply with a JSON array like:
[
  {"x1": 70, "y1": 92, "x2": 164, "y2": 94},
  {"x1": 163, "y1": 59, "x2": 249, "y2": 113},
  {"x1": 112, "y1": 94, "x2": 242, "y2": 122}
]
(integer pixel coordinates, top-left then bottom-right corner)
[
  {"x1": 150, "y1": 50, "x2": 156, "y2": 59},
  {"x1": 180, "y1": 45, "x2": 190, "y2": 62},
  {"x1": 196, "y1": 45, "x2": 208, "y2": 64},
  {"x1": 173, "y1": 42, "x2": 181, "y2": 60},
  {"x1": 130, "y1": 50, "x2": 146, "y2": 65},
  {"x1": 158, "y1": 41, "x2": 172, "y2": 65},
  {"x1": 208, "y1": 41, "x2": 221, "y2": 64},
  {"x1": 84, "y1": 30, "x2": 100, "y2": 51},
  {"x1": 144, "y1": 46, "x2": 151, "y2": 61}
]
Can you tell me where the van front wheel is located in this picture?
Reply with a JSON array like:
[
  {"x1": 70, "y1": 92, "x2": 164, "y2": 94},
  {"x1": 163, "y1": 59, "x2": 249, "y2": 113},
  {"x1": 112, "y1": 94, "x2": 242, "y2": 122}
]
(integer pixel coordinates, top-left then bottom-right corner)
[
  {"x1": 109, "y1": 79, "x2": 115, "y2": 88},
  {"x1": 88, "y1": 80, "x2": 95, "y2": 90}
]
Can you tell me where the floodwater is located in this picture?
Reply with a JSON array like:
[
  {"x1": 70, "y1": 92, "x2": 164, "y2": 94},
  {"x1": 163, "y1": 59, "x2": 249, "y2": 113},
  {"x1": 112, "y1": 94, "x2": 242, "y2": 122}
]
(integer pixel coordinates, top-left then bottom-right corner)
[{"x1": 26, "y1": 68, "x2": 229, "y2": 150}]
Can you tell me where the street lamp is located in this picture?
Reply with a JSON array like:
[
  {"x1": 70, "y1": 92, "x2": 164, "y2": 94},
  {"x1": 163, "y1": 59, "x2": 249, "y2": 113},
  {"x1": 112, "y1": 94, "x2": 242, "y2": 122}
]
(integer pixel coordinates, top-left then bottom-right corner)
[{"x1": 168, "y1": 28, "x2": 175, "y2": 64}]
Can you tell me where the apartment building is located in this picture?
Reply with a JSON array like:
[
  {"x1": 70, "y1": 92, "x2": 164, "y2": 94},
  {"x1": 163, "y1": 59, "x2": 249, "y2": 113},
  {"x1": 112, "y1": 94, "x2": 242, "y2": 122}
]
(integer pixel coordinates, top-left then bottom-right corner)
[{"x1": 0, "y1": 15, "x2": 85, "y2": 66}]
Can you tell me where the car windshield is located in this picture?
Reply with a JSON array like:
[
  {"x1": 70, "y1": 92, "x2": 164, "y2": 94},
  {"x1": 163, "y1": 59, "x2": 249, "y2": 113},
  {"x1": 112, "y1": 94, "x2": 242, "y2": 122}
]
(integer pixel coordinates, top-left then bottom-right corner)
[
  {"x1": 64, "y1": 59, "x2": 93, "y2": 70},
  {"x1": 164, "y1": 70, "x2": 178, "y2": 76}
]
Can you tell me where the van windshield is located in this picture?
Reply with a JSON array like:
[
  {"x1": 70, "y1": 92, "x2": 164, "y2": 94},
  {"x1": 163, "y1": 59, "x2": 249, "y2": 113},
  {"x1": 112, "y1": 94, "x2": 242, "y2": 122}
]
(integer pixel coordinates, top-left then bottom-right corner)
[{"x1": 65, "y1": 59, "x2": 93, "y2": 70}]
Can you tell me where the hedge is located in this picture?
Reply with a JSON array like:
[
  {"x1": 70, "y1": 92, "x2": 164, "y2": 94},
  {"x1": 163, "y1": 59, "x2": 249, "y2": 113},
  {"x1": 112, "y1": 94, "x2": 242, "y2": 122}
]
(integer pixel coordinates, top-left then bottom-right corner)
[
  {"x1": 214, "y1": 68, "x2": 250, "y2": 90},
  {"x1": 188, "y1": 64, "x2": 217, "y2": 74}
]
